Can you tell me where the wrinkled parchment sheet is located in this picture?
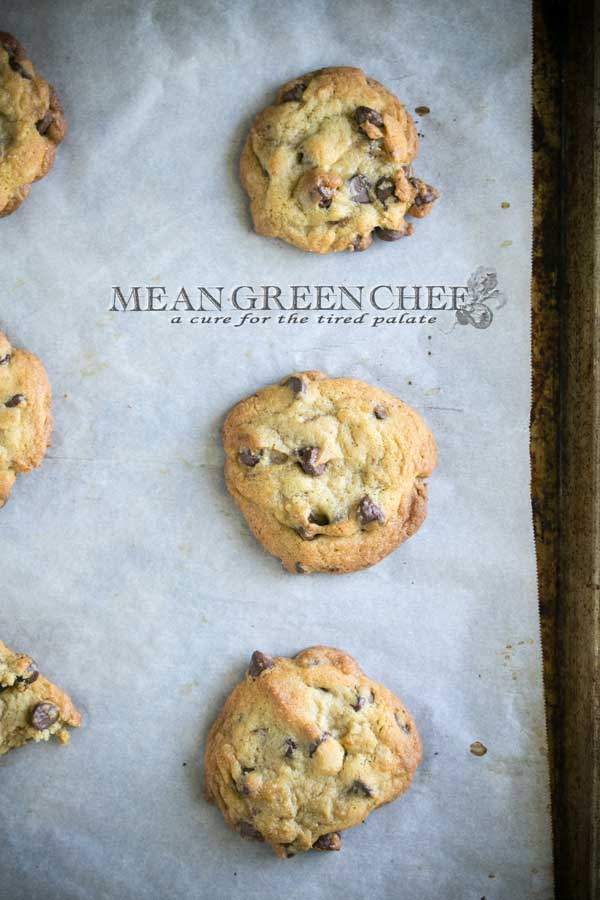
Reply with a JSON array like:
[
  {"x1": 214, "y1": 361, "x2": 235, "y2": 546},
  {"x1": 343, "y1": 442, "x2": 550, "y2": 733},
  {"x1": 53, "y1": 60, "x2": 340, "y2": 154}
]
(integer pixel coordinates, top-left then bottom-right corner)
[{"x1": 0, "y1": 1, "x2": 552, "y2": 898}]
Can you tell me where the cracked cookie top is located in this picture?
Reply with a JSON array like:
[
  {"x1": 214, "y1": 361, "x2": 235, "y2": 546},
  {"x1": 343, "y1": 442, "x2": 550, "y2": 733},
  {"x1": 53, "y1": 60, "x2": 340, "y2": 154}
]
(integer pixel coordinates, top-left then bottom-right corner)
[
  {"x1": 0, "y1": 639, "x2": 82, "y2": 755},
  {"x1": 0, "y1": 32, "x2": 67, "y2": 217},
  {"x1": 0, "y1": 330, "x2": 53, "y2": 508},
  {"x1": 240, "y1": 66, "x2": 438, "y2": 254},
  {"x1": 203, "y1": 646, "x2": 422, "y2": 857},
  {"x1": 223, "y1": 371, "x2": 437, "y2": 574}
]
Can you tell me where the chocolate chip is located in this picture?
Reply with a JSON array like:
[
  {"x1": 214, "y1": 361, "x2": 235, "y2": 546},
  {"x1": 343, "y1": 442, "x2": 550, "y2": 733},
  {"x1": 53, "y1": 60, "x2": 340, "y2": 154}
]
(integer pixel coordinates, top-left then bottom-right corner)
[
  {"x1": 239, "y1": 448, "x2": 262, "y2": 467},
  {"x1": 20, "y1": 659, "x2": 39, "y2": 685},
  {"x1": 350, "y1": 780, "x2": 373, "y2": 797},
  {"x1": 395, "y1": 712, "x2": 411, "y2": 734},
  {"x1": 313, "y1": 832, "x2": 342, "y2": 852},
  {"x1": 375, "y1": 176, "x2": 396, "y2": 206},
  {"x1": 297, "y1": 151, "x2": 304, "y2": 163},
  {"x1": 5, "y1": 394, "x2": 25, "y2": 408},
  {"x1": 295, "y1": 562, "x2": 308, "y2": 573},
  {"x1": 1, "y1": 39, "x2": 18, "y2": 56},
  {"x1": 284, "y1": 376, "x2": 306, "y2": 396},
  {"x1": 295, "y1": 527, "x2": 316, "y2": 542},
  {"x1": 351, "y1": 690, "x2": 374, "y2": 711},
  {"x1": 317, "y1": 185, "x2": 336, "y2": 209},
  {"x1": 0, "y1": 354, "x2": 11, "y2": 366},
  {"x1": 350, "y1": 235, "x2": 368, "y2": 252},
  {"x1": 248, "y1": 651, "x2": 274, "y2": 678},
  {"x1": 410, "y1": 178, "x2": 437, "y2": 206},
  {"x1": 239, "y1": 821, "x2": 264, "y2": 841},
  {"x1": 376, "y1": 227, "x2": 408, "y2": 242},
  {"x1": 36, "y1": 112, "x2": 53, "y2": 135},
  {"x1": 8, "y1": 57, "x2": 32, "y2": 80},
  {"x1": 349, "y1": 174, "x2": 372, "y2": 204},
  {"x1": 308, "y1": 511, "x2": 329, "y2": 526},
  {"x1": 357, "y1": 496, "x2": 385, "y2": 525},
  {"x1": 374, "y1": 405, "x2": 388, "y2": 419},
  {"x1": 284, "y1": 738, "x2": 297, "y2": 758},
  {"x1": 355, "y1": 106, "x2": 384, "y2": 129},
  {"x1": 309, "y1": 732, "x2": 331, "y2": 757},
  {"x1": 281, "y1": 82, "x2": 306, "y2": 102},
  {"x1": 30, "y1": 702, "x2": 59, "y2": 731},
  {"x1": 296, "y1": 447, "x2": 326, "y2": 476}
]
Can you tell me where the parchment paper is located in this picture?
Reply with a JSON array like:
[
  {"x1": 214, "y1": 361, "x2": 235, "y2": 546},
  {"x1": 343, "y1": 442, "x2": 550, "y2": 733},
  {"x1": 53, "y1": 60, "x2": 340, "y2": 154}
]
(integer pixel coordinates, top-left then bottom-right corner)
[{"x1": 0, "y1": 2, "x2": 552, "y2": 898}]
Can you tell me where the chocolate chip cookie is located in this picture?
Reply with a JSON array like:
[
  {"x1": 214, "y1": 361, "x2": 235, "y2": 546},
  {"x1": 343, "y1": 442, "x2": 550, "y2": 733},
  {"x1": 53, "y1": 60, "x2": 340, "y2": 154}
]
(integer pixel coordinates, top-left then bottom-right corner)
[
  {"x1": 0, "y1": 33, "x2": 67, "y2": 218},
  {"x1": 203, "y1": 646, "x2": 421, "y2": 857},
  {"x1": 0, "y1": 639, "x2": 82, "y2": 755},
  {"x1": 240, "y1": 66, "x2": 438, "y2": 254},
  {"x1": 223, "y1": 371, "x2": 437, "y2": 574},
  {"x1": 0, "y1": 330, "x2": 53, "y2": 508}
]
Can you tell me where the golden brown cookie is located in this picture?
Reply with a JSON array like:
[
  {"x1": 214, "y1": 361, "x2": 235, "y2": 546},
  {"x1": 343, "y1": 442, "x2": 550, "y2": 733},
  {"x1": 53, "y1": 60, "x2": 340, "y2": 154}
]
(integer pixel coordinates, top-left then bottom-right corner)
[
  {"x1": 240, "y1": 66, "x2": 438, "y2": 254},
  {"x1": 203, "y1": 646, "x2": 422, "y2": 857},
  {"x1": 223, "y1": 371, "x2": 437, "y2": 574},
  {"x1": 0, "y1": 32, "x2": 67, "y2": 218},
  {"x1": 0, "y1": 329, "x2": 53, "y2": 508},
  {"x1": 0, "y1": 639, "x2": 82, "y2": 755}
]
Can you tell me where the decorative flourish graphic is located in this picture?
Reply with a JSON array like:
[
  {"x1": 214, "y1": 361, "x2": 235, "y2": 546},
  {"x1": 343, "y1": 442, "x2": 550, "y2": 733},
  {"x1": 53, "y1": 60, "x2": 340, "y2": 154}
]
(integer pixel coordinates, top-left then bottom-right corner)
[{"x1": 456, "y1": 267, "x2": 506, "y2": 329}]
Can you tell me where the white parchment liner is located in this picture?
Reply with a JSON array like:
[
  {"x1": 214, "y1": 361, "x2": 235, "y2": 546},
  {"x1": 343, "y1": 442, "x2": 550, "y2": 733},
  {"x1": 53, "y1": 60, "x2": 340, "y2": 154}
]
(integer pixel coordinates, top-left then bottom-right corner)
[{"x1": 0, "y1": 2, "x2": 552, "y2": 898}]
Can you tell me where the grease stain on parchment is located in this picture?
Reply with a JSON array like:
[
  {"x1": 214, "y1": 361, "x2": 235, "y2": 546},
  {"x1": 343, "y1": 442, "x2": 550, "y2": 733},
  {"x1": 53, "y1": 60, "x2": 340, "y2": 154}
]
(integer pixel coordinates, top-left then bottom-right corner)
[{"x1": 80, "y1": 354, "x2": 109, "y2": 377}]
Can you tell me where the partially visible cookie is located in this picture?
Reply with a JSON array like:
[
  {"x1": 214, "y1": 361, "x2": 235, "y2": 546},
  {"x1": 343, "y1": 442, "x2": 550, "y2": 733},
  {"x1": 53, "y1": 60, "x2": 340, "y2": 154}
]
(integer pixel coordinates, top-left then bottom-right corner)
[
  {"x1": 240, "y1": 66, "x2": 438, "y2": 254},
  {"x1": 0, "y1": 329, "x2": 53, "y2": 508},
  {"x1": 0, "y1": 32, "x2": 67, "y2": 218},
  {"x1": 203, "y1": 646, "x2": 422, "y2": 857},
  {"x1": 0, "y1": 639, "x2": 82, "y2": 755},
  {"x1": 223, "y1": 371, "x2": 437, "y2": 574}
]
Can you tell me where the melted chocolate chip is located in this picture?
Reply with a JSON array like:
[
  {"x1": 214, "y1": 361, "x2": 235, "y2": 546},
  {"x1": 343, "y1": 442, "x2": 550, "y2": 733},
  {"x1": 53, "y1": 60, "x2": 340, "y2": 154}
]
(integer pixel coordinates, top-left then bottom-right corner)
[
  {"x1": 317, "y1": 185, "x2": 336, "y2": 209},
  {"x1": 376, "y1": 227, "x2": 408, "y2": 242},
  {"x1": 239, "y1": 448, "x2": 262, "y2": 467},
  {"x1": 374, "y1": 405, "x2": 388, "y2": 420},
  {"x1": 20, "y1": 659, "x2": 39, "y2": 685},
  {"x1": 5, "y1": 394, "x2": 25, "y2": 408},
  {"x1": 297, "y1": 151, "x2": 304, "y2": 163},
  {"x1": 294, "y1": 562, "x2": 309, "y2": 573},
  {"x1": 350, "y1": 235, "x2": 368, "y2": 252},
  {"x1": 0, "y1": 354, "x2": 11, "y2": 366},
  {"x1": 8, "y1": 57, "x2": 32, "y2": 80},
  {"x1": 30, "y1": 702, "x2": 59, "y2": 731},
  {"x1": 308, "y1": 511, "x2": 329, "y2": 526},
  {"x1": 309, "y1": 732, "x2": 331, "y2": 757},
  {"x1": 395, "y1": 711, "x2": 411, "y2": 734},
  {"x1": 36, "y1": 112, "x2": 53, "y2": 135},
  {"x1": 349, "y1": 174, "x2": 372, "y2": 204},
  {"x1": 351, "y1": 780, "x2": 373, "y2": 797},
  {"x1": 284, "y1": 738, "x2": 297, "y2": 758},
  {"x1": 357, "y1": 496, "x2": 385, "y2": 525},
  {"x1": 375, "y1": 176, "x2": 396, "y2": 205},
  {"x1": 239, "y1": 821, "x2": 264, "y2": 841},
  {"x1": 410, "y1": 178, "x2": 437, "y2": 206},
  {"x1": 355, "y1": 106, "x2": 384, "y2": 129},
  {"x1": 313, "y1": 832, "x2": 342, "y2": 852},
  {"x1": 352, "y1": 690, "x2": 375, "y2": 711},
  {"x1": 296, "y1": 447, "x2": 326, "y2": 476},
  {"x1": 248, "y1": 651, "x2": 275, "y2": 678},
  {"x1": 281, "y1": 82, "x2": 306, "y2": 102},
  {"x1": 284, "y1": 376, "x2": 306, "y2": 396}
]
